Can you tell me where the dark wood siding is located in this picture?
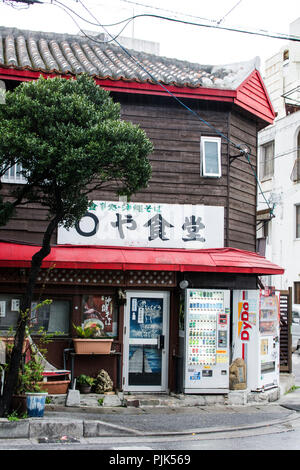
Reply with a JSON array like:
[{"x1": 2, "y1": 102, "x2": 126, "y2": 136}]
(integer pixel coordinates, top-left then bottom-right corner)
[
  {"x1": 0, "y1": 92, "x2": 259, "y2": 251},
  {"x1": 228, "y1": 109, "x2": 258, "y2": 251}
]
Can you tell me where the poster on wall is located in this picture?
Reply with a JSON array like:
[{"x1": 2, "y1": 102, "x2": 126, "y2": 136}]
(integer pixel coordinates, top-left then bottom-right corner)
[
  {"x1": 129, "y1": 297, "x2": 163, "y2": 339},
  {"x1": 58, "y1": 200, "x2": 224, "y2": 249},
  {"x1": 82, "y1": 295, "x2": 116, "y2": 336}
]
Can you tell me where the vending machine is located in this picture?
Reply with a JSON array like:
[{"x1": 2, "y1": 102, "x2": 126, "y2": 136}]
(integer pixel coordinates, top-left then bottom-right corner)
[
  {"x1": 184, "y1": 289, "x2": 231, "y2": 394},
  {"x1": 232, "y1": 288, "x2": 280, "y2": 391}
]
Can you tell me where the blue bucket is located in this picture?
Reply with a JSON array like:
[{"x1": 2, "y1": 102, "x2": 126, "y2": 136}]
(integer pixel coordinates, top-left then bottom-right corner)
[{"x1": 26, "y1": 393, "x2": 48, "y2": 417}]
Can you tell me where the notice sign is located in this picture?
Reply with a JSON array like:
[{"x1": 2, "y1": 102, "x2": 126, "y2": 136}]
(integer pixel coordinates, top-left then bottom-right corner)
[{"x1": 58, "y1": 200, "x2": 224, "y2": 249}]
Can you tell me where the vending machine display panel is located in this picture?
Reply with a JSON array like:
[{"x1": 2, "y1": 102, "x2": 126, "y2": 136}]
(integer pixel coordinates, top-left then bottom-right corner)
[{"x1": 184, "y1": 289, "x2": 230, "y2": 394}]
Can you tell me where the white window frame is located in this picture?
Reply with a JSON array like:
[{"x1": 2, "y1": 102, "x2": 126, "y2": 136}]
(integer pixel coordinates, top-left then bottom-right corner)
[
  {"x1": 1, "y1": 162, "x2": 26, "y2": 184},
  {"x1": 200, "y1": 136, "x2": 222, "y2": 178},
  {"x1": 260, "y1": 141, "x2": 274, "y2": 181}
]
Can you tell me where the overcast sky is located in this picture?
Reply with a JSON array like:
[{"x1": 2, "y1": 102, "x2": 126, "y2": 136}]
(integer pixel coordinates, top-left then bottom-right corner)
[{"x1": 0, "y1": 0, "x2": 300, "y2": 74}]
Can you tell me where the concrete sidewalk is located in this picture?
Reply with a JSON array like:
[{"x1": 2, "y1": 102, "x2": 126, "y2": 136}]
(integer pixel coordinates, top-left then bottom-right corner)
[{"x1": 0, "y1": 372, "x2": 299, "y2": 441}]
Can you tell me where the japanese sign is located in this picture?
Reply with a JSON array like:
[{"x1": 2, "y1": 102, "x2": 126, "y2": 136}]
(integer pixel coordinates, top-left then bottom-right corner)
[{"x1": 58, "y1": 201, "x2": 224, "y2": 249}]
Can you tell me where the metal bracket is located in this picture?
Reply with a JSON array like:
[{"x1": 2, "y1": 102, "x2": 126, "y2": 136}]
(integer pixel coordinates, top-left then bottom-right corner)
[{"x1": 229, "y1": 144, "x2": 251, "y2": 166}]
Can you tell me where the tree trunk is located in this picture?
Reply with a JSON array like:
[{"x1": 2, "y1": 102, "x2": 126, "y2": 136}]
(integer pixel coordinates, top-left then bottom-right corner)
[{"x1": 0, "y1": 215, "x2": 61, "y2": 417}]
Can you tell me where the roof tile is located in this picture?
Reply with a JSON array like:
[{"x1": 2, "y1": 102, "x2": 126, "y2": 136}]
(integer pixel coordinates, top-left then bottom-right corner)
[{"x1": 0, "y1": 26, "x2": 260, "y2": 90}]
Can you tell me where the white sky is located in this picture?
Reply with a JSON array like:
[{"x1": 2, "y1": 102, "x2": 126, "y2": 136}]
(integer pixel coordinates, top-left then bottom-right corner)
[{"x1": 0, "y1": 0, "x2": 300, "y2": 75}]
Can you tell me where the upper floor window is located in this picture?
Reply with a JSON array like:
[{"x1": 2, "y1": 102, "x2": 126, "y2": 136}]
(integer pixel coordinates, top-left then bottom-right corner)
[
  {"x1": 1, "y1": 162, "x2": 26, "y2": 184},
  {"x1": 260, "y1": 141, "x2": 274, "y2": 180},
  {"x1": 200, "y1": 136, "x2": 221, "y2": 178}
]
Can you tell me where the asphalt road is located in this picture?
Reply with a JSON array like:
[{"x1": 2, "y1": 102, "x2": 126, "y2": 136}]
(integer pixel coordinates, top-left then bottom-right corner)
[{"x1": 1, "y1": 353, "x2": 300, "y2": 453}]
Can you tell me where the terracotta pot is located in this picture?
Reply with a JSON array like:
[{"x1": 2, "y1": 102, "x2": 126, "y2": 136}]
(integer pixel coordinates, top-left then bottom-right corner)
[
  {"x1": 1, "y1": 337, "x2": 28, "y2": 354},
  {"x1": 73, "y1": 338, "x2": 113, "y2": 354},
  {"x1": 38, "y1": 380, "x2": 70, "y2": 394}
]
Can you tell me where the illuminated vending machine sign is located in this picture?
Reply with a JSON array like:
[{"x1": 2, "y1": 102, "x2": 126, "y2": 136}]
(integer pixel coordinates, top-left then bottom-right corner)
[{"x1": 184, "y1": 289, "x2": 230, "y2": 394}]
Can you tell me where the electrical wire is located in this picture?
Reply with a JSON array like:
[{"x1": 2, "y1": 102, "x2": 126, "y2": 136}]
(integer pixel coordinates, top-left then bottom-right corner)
[
  {"x1": 40, "y1": 0, "x2": 275, "y2": 215},
  {"x1": 49, "y1": 1, "x2": 300, "y2": 43},
  {"x1": 83, "y1": 12, "x2": 300, "y2": 43},
  {"x1": 217, "y1": 0, "x2": 243, "y2": 25},
  {"x1": 73, "y1": 0, "x2": 274, "y2": 215},
  {"x1": 49, "y1": 0, "x2": 133, "y2": 43},
  {"x1": 114, "y1": 0, "x2": 218, "y2": 24}
]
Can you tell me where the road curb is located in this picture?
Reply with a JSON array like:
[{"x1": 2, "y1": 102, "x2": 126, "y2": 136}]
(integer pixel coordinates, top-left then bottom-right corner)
[{"x1": 0, "y1": 409, "x2": 298, "y2": 440}]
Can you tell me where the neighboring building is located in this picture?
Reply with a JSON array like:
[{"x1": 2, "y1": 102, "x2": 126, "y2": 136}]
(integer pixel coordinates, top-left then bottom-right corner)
[
  {"x1": 257, "y1": 18, "x2": 300, "y2": 302},
  {"x1": 0, "y1": 26, "x2": 282, "y2": 395}
]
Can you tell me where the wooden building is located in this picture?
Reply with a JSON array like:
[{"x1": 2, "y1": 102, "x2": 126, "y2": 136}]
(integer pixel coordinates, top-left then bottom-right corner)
[{"x1": 0, "y1": 26, "x2": 283, "y2": 394}]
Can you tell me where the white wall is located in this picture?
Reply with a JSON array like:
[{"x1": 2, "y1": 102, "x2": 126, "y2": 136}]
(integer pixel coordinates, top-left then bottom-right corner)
[{"x1": 258, "y1": 111, "x2": 300, "y2": 291}]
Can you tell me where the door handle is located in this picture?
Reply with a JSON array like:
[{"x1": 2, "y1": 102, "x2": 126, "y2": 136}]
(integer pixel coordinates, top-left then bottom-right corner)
[{"x1": 158, "y1": 335, "x2": 165, "y2": 350}]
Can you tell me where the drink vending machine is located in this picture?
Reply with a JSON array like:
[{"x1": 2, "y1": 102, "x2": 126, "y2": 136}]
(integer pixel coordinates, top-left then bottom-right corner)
[
  {"x1": 184, "y1": 289, "x2": 231, "y2": 394},
  {"x1": 232, "y1": 288, "x2": 280, "y2": 391}
]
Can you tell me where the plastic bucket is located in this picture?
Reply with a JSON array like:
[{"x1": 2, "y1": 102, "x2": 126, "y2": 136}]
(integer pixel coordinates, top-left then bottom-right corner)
[{"x1": 25, "y1": 393, "x2": 48, "y2": 417}]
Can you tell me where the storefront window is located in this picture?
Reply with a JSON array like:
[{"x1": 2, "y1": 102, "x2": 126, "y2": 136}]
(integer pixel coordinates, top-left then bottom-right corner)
[
  {"x1": 81, "y1": 295, "x2": 118, "y2": 337},
  {"x1": 0, "y1": 295, "x2": 70, "y2": 335}
]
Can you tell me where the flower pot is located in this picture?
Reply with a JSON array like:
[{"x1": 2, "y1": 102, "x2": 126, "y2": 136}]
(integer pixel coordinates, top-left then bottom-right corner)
[
  {"x1": 25, "y1": 392, "x2": 48, "y2": 417},
  {"x1": 73, "y1": 338, "x2": 113, "y2": 354},
  {"x1": 38, "y1": 380, "x2": 70, "y2": 395},
  {"x1": 78, "y1": 384, "x2": 91, "y2": 394}
]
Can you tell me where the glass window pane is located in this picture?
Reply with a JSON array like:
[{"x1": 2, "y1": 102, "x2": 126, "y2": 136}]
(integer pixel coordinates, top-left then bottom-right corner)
[
  {"x1": 204, "y1": 141, "x2": 219, "y2": 175},
  {"x1": 129, "y1": 297, "x2": 163, "y2": 339},
  {"x1": 0, "y1": 296, "x2": 70, "y2": 335},
  {"x1": 129, "y1": 345, "x2": 162, "y2": 386},
  {"x1": 9, "y1": 166, "x2": 15, "y2": 178},
  {"x1": 15, "y1": 163, "x2": 22, "y2": 179}
]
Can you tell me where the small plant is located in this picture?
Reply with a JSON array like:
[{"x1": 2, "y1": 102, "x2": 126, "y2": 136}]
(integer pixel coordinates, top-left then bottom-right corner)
[
  {"x1": 7, "y1": 410, "x2": 20, "y2": 421},
  {"x1": 97, "y1": 397, "x2": 104, "y2": 406},
  {"x1": 7, "y1": 410, "x2": 28, "y2": 421},
  {"x1": 15, "y1": 358, "x2": 44, "y2": 395},
  {"x1": 76, "y1": 374, "x2": 94, "y2": 387},
  {"x1": 286, "y1": 385, "x2": 300, "y2": 394},
  {"x1": 73, "y1": 324, "x2": 103, "y2": 339}
]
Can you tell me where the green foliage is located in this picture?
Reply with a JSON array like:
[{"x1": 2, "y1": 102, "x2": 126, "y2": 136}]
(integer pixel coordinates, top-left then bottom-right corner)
[
  {"x1": 72, "y1": 323, "x2": 102, "y2": 338},
  {"x1": 0, "y1": 74, "x2": 153, "y2": 227},
  {"x1": 15, "y1": 358, "x2": 44, "y2": 394},
  {"x1": 76, "y1": 374, "x2": 94, "y2": 386}
]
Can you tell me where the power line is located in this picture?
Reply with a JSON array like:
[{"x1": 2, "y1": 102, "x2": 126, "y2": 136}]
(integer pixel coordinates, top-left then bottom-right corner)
[
  {"x1": 217, "y1": 0, "x2": 243, "y2": 25},
  {"x1": 68, "y1": 0, "x2": 274, "y2": 215},
  {"x1": 115, "y1": 0, "x2": 218, "y2": 24},
  {"x1": 51, "y1": 0, "x2": 133, "y2": 43},
  {"x1": 44, "y1": 1, "x2": 300, "y2": 43}
]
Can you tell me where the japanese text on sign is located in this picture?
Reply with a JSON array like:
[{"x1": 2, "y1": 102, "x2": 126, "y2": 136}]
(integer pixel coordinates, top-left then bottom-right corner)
[{"x1": 58, "y1": 201, "x2": 224, "y2": 249}]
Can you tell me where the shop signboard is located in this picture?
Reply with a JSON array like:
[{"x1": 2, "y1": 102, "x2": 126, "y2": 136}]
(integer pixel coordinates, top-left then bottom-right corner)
[{"x1": 58, "y1": 200, "x2": 224, "y2": 249}]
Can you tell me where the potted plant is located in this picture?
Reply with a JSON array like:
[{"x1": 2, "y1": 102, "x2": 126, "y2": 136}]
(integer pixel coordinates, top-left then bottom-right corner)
[
  {"x1": 72, "y1": 323, "x2": 113, "y2": 354},
  {"x1": 12, "y1": 358, "x2": 47, "y2": 417},
  {"x1": 76, "y1": 374, "x2": 94, "y2": 394}
]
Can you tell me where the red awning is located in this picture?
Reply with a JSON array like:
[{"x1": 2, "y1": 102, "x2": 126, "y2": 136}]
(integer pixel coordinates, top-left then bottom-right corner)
[{"x1": 0, "y1": 242, "x2": 284, "y2": 275}]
